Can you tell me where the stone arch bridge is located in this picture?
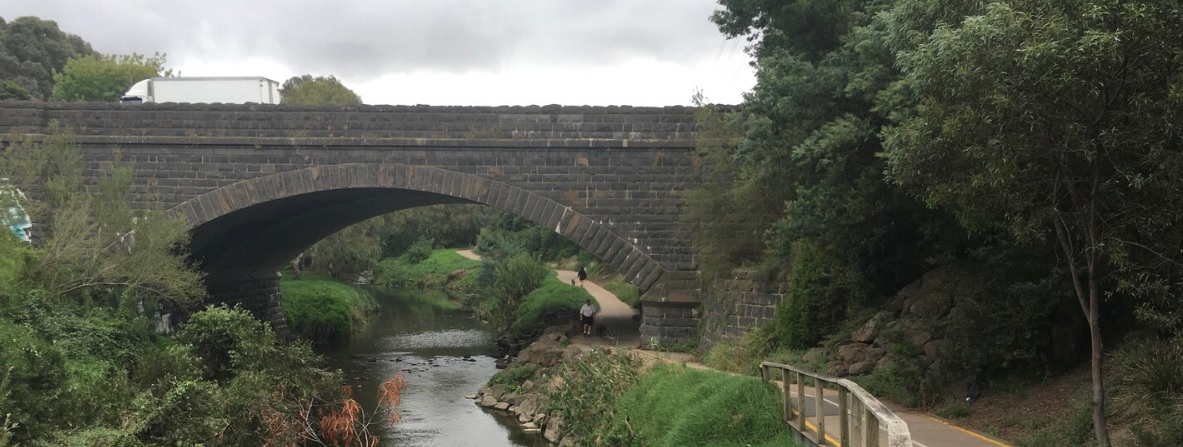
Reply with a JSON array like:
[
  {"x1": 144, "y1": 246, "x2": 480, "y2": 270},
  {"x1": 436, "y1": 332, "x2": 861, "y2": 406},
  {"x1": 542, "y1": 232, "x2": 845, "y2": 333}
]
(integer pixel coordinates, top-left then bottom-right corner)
[{"x1": 0, "y1": 101, "x2": 703, "y2": 344}]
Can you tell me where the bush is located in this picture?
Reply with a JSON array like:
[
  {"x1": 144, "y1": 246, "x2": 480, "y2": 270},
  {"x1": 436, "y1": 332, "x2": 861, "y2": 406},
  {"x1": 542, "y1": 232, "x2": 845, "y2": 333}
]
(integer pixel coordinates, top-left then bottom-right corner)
[
  {"x1": 544, "y1": 348, "x2": 643, "y2": 442},
  {"x1": 512, "y1": 275, "x2": 592, "y2": 335},
  {"x1": 484, "y1": 253, "x2": 548, "y2": 328},
  {"x1": 610, "y1": 364, "x2": 799, "y2": 447},
  {"x1": 176, "y1": 306, "x2": 262, "y2": 381},
  {"x1": 0, "y1": 317, "x2": 69, "y2": 443},
  {"x1": 703, "y1": 325, "x2": 779, "y2": 375},
  {"x1": 772, "y1": 240, "x2": 854, "y2": 349},
  {"x1": 404, "y1": 237, "x2": 434, "y2": 264}
]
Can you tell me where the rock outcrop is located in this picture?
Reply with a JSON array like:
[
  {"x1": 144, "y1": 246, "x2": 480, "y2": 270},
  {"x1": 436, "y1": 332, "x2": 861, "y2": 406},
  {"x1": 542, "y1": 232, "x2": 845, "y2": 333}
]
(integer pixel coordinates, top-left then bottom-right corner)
[{"x1": 470, "y1": 321, "x2": 580, "y2": 445}]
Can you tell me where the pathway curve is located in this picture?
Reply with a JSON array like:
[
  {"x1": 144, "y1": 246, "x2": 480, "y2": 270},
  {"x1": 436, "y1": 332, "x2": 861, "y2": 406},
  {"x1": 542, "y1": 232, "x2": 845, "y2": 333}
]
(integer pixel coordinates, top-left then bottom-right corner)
[{"x1": 456, "y1": 250, "x2": 641, "y2": 348}]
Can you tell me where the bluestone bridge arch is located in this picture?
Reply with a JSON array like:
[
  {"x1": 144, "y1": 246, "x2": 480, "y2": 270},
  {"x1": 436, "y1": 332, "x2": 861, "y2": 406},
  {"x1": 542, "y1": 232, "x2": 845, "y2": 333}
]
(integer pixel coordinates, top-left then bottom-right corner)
[{"x1": 0, "y1": 101, "x2": 705, "y2": 344}]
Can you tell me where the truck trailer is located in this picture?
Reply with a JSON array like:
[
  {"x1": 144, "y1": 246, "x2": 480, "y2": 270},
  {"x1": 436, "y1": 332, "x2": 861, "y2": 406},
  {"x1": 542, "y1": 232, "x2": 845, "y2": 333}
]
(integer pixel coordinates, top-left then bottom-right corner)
[{"x1": 120, "y1": 76, "x2": 282, "y2": 104}]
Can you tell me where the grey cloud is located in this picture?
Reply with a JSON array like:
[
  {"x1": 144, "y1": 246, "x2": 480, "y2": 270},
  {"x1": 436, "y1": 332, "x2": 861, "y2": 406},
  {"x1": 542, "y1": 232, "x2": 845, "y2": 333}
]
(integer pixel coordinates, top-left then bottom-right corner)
[{"x1": 4, "y1": 0, "x2": 730, "y2": 81}]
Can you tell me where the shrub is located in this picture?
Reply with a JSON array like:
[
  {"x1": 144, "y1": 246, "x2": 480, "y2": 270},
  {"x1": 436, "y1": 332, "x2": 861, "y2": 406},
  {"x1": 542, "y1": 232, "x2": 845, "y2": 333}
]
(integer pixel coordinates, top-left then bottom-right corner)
[
  {"x1": 544, "y1": 348, "x2": 643, "y2": 442},
  {"x1": 175, "y1": 306, "x2": 264, "y2": 381},
  {"x1": 484, "y1": 253, "x2": 548, "y2": 328},
  {"x1": 404, "y1": 237, "x2": 434, "y2": 264},
  {"x1": 512, "y1": 275, "x2": 592, "y2": 335},
  {"x1": 773, "y1": 240, "x2": 854, "y2": 349}
]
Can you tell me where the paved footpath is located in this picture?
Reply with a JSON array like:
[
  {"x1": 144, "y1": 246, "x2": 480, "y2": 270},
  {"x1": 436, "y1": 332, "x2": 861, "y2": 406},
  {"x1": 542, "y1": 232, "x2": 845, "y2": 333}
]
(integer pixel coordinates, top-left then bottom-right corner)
[{"x1": 456, "y1": 250, "x2": 1011, "y2": 446}]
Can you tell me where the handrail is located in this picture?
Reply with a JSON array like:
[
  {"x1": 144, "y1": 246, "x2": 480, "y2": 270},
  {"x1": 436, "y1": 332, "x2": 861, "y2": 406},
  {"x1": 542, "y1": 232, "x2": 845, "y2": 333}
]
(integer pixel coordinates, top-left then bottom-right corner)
[{"x1": 761, "y1": 361, "x2": 912, "y2": 447}]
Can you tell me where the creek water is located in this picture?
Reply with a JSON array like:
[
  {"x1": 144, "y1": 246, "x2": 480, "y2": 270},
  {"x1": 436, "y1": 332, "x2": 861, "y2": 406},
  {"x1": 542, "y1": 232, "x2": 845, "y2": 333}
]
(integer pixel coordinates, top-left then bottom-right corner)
[{"x1": 317, "y1": 288, "x2": 547, "y2": 447}]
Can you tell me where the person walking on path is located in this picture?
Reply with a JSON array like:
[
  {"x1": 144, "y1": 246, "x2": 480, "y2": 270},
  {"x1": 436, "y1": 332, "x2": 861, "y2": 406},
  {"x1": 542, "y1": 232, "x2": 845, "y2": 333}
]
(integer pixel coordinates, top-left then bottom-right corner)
[
  {"x1": 577, "y1": 266, "x2": 588, "y2": 285},
  {"x1": 580, "y1": 298, "x2": 596, "y2": 336}
]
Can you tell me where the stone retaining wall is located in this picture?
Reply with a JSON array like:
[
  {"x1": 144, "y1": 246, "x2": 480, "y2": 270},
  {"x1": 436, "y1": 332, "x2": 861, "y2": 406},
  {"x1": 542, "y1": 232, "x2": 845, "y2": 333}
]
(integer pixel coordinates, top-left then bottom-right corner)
[{"x1": 700, "y1": 269, "x2": 785, "y2": 345}]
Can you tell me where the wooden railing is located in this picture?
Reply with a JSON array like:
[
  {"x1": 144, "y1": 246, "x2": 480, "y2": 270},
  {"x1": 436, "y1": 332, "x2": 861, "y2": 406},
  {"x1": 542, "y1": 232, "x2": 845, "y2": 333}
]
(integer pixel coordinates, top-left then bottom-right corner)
[{"x1": 760, "y1": 361, "x2": 912, "y2": 447}]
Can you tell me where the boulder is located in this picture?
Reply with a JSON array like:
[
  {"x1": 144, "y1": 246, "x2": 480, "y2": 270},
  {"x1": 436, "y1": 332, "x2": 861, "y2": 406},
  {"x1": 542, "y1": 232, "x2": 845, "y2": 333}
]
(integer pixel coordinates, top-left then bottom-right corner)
[
  {"x1": 837, "y1": 343, "x2": 870, "y2": 364},
  {"x1": 848, "y1": 361, "x2": 876, "y2": 376},
  {"x1": 515, "y1": 394, "x2": 540, "y2": 418},
  {"x1": 490, "y1": 384, "x2": 508, "y2": 400},
  {"x1": 521, "y1": 379, "x2": 536, "y2": 392},
  {"x1": 518, "y1": 341, "x2": 568, "y2": 367},
  {"x1": 906, "y1": 329, "x2": 933, "y2": 348},
  {"x1": 923, "y1": 339, "x2": 953, "y2": 361},
  {"x1": 503, "y1": 391, "x2": 521, "y2": 405},
  {"x1": 494, "y1": 402, "x2": 510, "y2": 411},
  {"x1": 479, "y1": 395, "x2": 497, "y2": 407},
  {"x1": 851, "y1": 316, "x2": 882, "y2": 343},
  {"x1": 836, "y1": 343, "x2": 885, "y2": 365},
  {"x1": 544, "y1": 416, "x2": 564, "y2": 444},
  {"x1": 826, "y1": 361, "x2": 848, "y2": 377}
]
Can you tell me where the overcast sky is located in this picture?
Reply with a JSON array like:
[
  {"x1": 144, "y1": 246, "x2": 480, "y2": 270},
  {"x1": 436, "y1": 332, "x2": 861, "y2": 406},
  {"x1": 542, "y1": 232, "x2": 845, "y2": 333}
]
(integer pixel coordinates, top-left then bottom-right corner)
[{"x1": 6, "y1": 0, "x2": 753, "y2": 106}]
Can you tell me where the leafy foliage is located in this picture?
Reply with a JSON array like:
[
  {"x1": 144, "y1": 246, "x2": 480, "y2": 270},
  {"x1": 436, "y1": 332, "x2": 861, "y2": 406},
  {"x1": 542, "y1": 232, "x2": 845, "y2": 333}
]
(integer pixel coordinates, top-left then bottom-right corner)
[
  {"x1": 0, "y1": 80, "x2": 30, "y2": 100},
  {"x1": 773, "y1": 240, "x2": 856, "y2": 349},
  {"x1": 307, "y1": 216, "x2": 383, "y2": 281},
  {"x1": 483, "y1": 253, "x2": 548, "y2": 328},
  {"x1": 0, "y1": 16, "x2": 95, "y2": 99},
  {"x1": 51, "y1": 53, "x2": 168, "y2": 102},
  {"x1": 543, "y1": 348, "x2": 643, "y2": 443},
  {"x1": 881, "y1": 1, "x2": 1183, "y2": 443},
  {"x1": 0, "y1": 124, "x2": 204, "y2": 303},
  {"x1": 280, "y1": 74, "x2": 362, "y2": 105}
]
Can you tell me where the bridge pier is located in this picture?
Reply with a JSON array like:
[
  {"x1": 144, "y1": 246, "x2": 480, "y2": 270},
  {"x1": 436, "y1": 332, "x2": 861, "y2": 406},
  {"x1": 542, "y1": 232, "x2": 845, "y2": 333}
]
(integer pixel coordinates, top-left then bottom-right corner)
[
  {"x1": 204, "y1": 273, "x2": 289, "y2": 334},
  {"x1": 638, "y1": 271, "x2": 702, "y2": 349}
]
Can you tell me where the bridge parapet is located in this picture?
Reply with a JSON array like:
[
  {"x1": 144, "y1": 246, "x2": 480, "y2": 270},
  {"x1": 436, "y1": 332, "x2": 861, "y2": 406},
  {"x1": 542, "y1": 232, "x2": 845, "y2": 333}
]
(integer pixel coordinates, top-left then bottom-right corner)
[{"x1": 0, "y1": 101, "x2": 695, "y2": 145}]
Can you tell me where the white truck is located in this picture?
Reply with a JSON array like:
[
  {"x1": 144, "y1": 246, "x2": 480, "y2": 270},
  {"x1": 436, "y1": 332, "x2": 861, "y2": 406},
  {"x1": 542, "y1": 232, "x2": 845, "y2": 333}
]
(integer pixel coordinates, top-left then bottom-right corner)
[{"x1": 120, "y1": 76, "x2": 282, "y2": 104}]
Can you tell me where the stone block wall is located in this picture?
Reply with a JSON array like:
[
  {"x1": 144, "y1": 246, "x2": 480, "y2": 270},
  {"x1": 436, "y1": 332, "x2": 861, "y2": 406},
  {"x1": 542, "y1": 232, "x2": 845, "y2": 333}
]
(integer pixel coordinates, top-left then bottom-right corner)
[
  {"x1": 640, "y1": 301, "x2": 699, "y2": 348},
  {"x1": 203, "y1": 275, "x2": 289, "y2": 334},
  {"x1": 0, "y1": 101, "x2": 702, "y2": 283},
  {"x1": 700, "y1": 269, "x2": 785, "y2": 345}
]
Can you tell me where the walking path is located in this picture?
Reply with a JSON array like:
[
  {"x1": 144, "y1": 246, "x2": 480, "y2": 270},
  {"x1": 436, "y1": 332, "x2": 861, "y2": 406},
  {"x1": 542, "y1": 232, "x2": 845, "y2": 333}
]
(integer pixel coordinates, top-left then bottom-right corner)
[{"x1": 456, "y1": 250, "x2": 1011, "y2": 446}]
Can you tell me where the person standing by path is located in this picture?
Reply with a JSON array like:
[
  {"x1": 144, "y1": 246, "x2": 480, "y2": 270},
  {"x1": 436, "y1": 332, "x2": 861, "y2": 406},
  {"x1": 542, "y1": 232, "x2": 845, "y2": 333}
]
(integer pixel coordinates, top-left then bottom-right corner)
[
  {"x1": 580, "y1": 298, "x2": 596, "y2": 336},
  {"x1": 577, "y1": 266, "x2": 587, "y2": 285}
]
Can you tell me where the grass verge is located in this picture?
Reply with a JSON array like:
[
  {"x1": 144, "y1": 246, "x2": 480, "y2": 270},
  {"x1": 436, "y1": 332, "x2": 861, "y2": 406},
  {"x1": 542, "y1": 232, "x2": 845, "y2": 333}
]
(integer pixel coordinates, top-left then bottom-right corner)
[
  {"x1": 279, "y1": 273, "x2": 377, "y2": 343},
  {"x1": 376, "y1": 249, "x2": 481, "y2": 292},
  {"x1": 511, "y1": 275, "x2": 593, "y2": 334},
  {"x1": 613, "y1": 364, "x2": 799, "y2": 447},
  {"x1": 598, "y1": 274, "x2": 640, "y2": 308}
]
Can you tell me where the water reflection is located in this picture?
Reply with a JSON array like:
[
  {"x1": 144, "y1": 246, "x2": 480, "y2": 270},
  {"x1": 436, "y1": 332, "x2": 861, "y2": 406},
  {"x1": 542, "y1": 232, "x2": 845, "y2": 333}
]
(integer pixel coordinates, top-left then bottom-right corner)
[{"x1": 318, "y1": 288, "x2": 546, "y2": 447}]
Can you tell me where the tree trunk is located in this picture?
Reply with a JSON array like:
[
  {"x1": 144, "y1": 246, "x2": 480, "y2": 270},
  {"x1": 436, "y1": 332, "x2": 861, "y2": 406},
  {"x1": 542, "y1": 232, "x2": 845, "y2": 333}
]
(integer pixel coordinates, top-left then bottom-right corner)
[{"x1": 1088, "y1": 295, "x2": 1110, "y2": 447}]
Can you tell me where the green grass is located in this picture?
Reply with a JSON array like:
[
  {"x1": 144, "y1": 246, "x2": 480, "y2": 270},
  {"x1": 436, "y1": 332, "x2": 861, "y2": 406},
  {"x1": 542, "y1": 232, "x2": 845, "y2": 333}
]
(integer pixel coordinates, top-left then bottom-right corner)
[
  {"x1": 376, "y1": 249, "x2": 481, "y2": 291},
  {"x1": 511, "y1": 275, "x2": 593, "y2": 333},
  {"x1": 599, "y1": 275, "x2": 640, "y2": 308},
  {"x1": 279, "y1": 275, "x2": 378, "y2": 342},
  {"x1": 612, "y1": 364, "x2": 799, "y2": 447}
]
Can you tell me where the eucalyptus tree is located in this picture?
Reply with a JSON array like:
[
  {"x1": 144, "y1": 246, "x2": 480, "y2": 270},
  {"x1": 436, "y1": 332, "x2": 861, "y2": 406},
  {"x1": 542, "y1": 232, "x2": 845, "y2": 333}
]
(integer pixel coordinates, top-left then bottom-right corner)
[
  {"x1": 883, "y1": 1, "x2": 1183, "y2": 444},
  {"x1": 0, "y1": 16, "x2": 95, "y2": 99}
]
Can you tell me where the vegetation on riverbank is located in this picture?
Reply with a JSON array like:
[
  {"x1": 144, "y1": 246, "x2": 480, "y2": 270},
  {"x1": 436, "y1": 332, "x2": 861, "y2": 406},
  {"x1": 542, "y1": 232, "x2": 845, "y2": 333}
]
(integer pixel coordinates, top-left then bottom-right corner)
[
  {"x1": 375, "y1": 247, "x2": 480, "y2": 293},
  {"x1": 279, "y1": 273, "x2": 378, "y2": 342},
  {"x1": 0, "y1": 126, "x2": 397, "y2": 445},
  {"x1": 543, "y1": 349, "x2": 797, "y2": 447},
  {"x1": 512, "y1": 275, "x2": 593, "y2": 334}
]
